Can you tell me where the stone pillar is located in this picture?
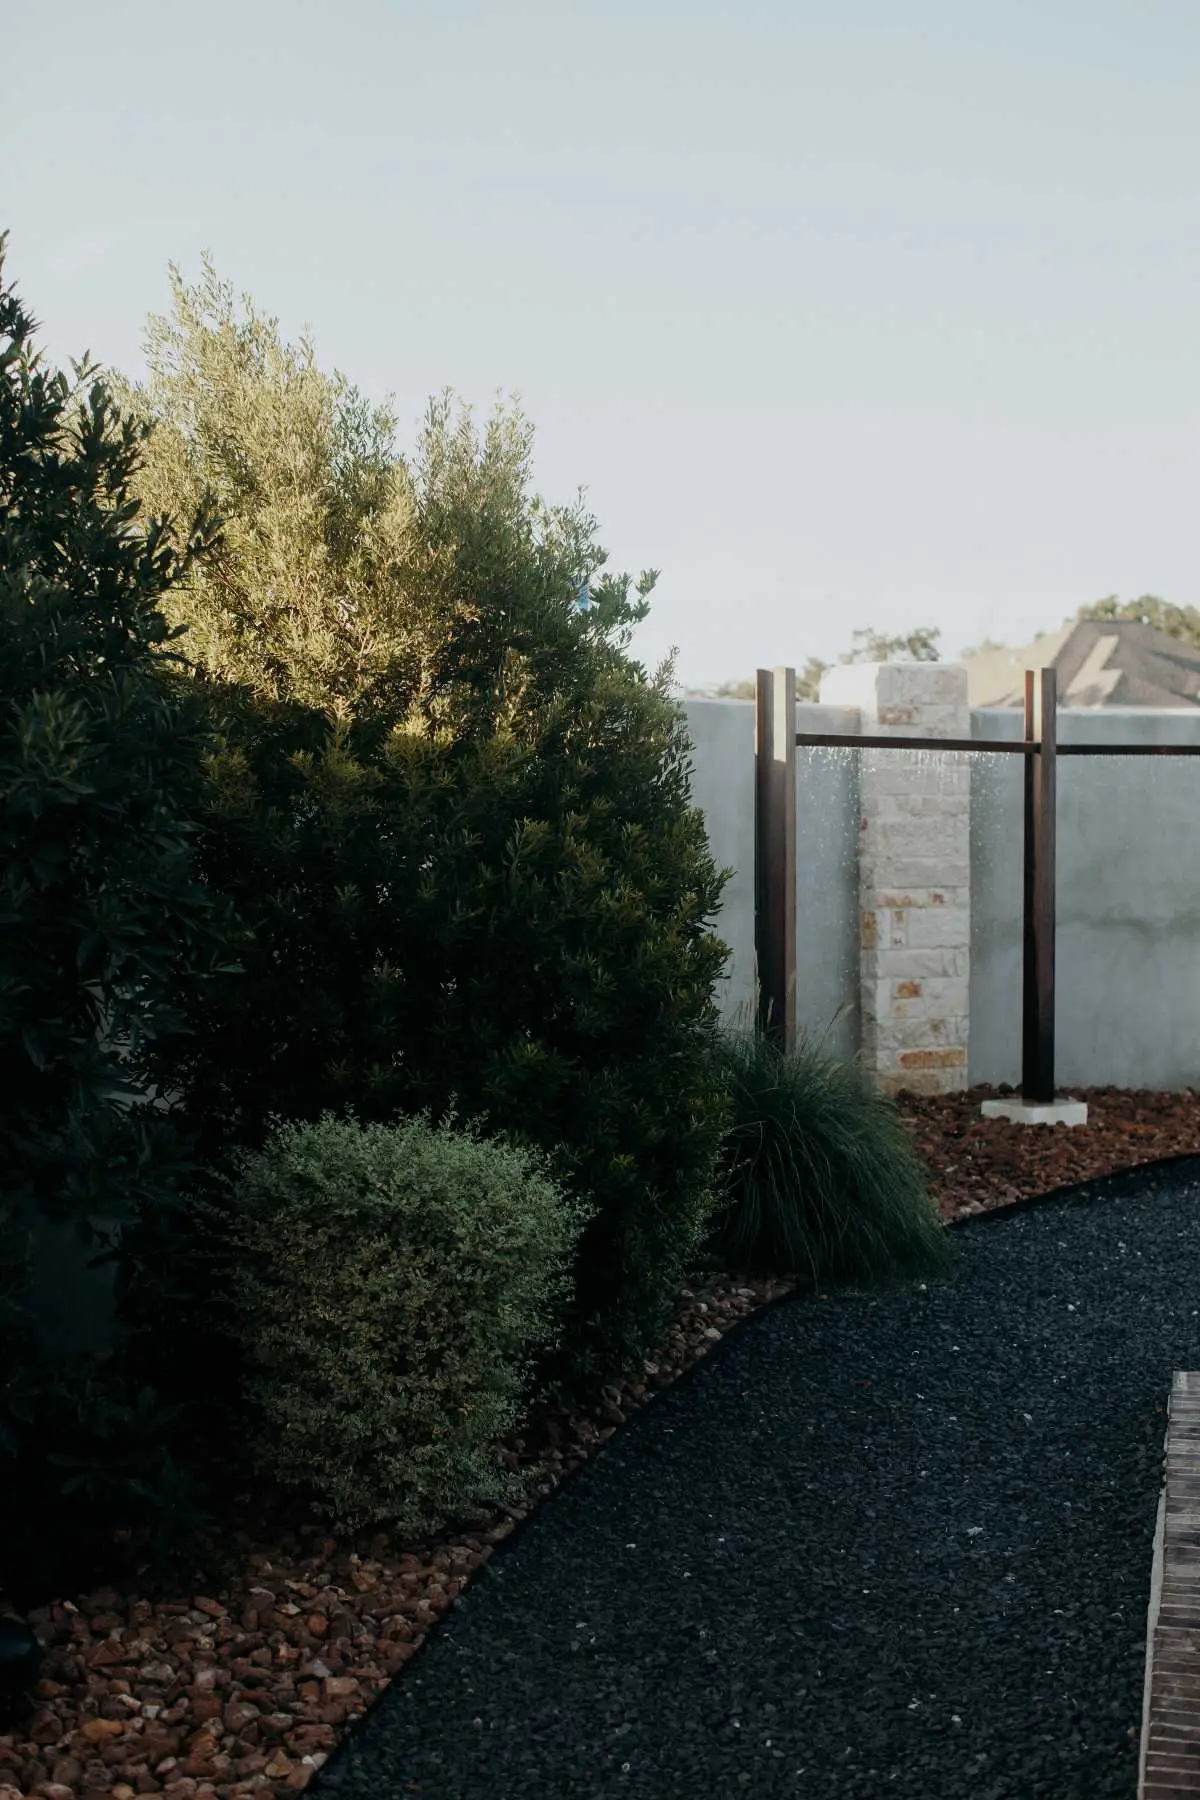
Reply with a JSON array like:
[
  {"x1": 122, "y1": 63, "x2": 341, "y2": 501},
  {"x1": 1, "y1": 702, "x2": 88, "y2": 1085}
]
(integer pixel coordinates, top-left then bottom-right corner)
[{"x1": 816, "y1": 662, "x2": 971, "y2": 1098}]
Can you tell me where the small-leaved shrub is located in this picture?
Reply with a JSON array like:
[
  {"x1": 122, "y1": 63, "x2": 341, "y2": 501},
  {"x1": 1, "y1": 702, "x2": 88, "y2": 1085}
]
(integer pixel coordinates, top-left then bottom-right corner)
[
  {"x1": 702, "y1": 1021, "x2": 959, "y2": 1292},
  {"x1": 216, "y1": 1108, "x2": 596, "y2": 1538}
]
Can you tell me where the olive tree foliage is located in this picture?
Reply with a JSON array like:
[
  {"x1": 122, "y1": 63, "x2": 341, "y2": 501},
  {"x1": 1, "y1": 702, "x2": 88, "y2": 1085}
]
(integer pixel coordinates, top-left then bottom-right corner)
[
  {"x1": 107, "y1": 261, "x2": 413, "y2": 716},
  {"x1": 109, "y1": 258, "x2": 658, "y2": 718}
]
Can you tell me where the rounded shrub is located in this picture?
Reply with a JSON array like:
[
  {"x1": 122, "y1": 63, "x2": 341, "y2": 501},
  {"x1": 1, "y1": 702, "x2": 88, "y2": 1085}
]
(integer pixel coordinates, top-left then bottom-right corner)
[
  {"x1": 215, "y1": 1107, "x2": 596, "y2": 1538},
  {"x1": 702, "y1": 1022, "x2": 959, "y2": 1292}
]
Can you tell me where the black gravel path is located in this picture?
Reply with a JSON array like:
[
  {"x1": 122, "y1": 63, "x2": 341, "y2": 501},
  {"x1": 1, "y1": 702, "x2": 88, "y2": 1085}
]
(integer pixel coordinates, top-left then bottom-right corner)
[{"x1": 311, "y1": 1158, "x2": 1200, "y2": 1800}]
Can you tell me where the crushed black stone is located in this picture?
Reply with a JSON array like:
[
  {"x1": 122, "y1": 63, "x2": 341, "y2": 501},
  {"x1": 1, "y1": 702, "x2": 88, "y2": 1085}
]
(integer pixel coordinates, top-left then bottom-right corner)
[{"x1": 312, "y1": 1158, "x2": 1200, "y2": 1800}]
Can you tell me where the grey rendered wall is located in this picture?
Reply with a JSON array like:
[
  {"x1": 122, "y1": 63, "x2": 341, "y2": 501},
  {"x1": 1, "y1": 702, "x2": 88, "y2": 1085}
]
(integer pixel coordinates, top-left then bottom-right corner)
[
  {"x1": 680, "y1": 700, "x2": 757, "y2": 1028},
  {"x1": 681, "y1": 698, "x2": 862, "y2": 1064},
  {"x1": 969, "y1": 705, "x2": 1200, "y2": 1091},
  {"x1": 793, "y1": 704, "x2": 862, "y2": 1069},
  {"x1": 17, "y1": 1207, "x2": 119, "y2": 1361},
  {"x1": 684, "y1": 695, "x2": 1200, "y2": 1092}
]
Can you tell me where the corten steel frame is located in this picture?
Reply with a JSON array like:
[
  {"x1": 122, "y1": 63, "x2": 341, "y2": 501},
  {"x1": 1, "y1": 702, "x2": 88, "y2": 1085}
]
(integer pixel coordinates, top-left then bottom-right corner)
[
  {"x1": 754, "y1": 665, "x2": 1200, "y2": 1103},
  {"x1": 755, "y1": 664, "x2": 798, "y2": 1057}
]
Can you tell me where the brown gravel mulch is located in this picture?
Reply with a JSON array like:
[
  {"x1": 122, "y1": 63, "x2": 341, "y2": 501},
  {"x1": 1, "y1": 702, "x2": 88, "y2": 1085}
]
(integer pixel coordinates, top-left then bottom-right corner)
[
  {"x1": 896, "y1": 1081, "x2": 1200, "y2": 1224},
  {"x1": 3, "y1": 1081, "x2": 1199, "y2": 1800}
]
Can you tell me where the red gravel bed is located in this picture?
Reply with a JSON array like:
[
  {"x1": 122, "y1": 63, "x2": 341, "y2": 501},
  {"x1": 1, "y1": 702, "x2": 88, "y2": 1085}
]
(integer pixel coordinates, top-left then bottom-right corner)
[
  {"x1": 3, "y1": 1081, "x2": 1198, "y2": 1800},
  {"x1": 895, "y1": 1082, "x2": 1200, "y2": 1223}
]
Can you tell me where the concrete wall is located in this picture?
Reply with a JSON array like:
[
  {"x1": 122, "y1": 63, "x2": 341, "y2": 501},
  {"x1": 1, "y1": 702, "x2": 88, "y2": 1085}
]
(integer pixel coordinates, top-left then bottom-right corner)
[
  {"x1": 680, "y1": 677, "x2": 1200, "y2": 1094},
  {"x1": 17, "y1": 1206, "x2": 120, "y2": 1361},
  {"x1": 681, "y1": 697, "x2": 862, "y2": 1065},
  {"x1": 969, "y1": 703, "x2": 1200, "y2": 1091},
  {"x1": 792, "y1": 704, "x2": 862, "y2": 1071},
  {"x1": 680, "y1": 699, "x2": 757, "y2": 1030}
]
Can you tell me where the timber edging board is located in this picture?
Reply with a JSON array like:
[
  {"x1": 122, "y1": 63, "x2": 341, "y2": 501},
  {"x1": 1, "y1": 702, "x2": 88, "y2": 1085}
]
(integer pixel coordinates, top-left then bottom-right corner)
[{"x1": 1141, "y1": 1371, "x2": 1200, "y2": 1798}]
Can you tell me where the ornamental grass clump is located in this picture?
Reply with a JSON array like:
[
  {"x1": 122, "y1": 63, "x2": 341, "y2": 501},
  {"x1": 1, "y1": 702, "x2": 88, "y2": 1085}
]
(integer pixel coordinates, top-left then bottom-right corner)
[
  {"x1": 217, "y1": 1107, "x2": 596, "y2": 1539},
  {"x1": 703, "y1": 1020, "x2": 959, "y2": 1293}
]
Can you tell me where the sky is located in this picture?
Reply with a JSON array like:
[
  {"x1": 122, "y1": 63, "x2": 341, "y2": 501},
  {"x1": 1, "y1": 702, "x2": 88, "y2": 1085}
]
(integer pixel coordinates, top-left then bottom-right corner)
[{"x1": 5, "y1": 0, "x2": 1200, "y2": 691}]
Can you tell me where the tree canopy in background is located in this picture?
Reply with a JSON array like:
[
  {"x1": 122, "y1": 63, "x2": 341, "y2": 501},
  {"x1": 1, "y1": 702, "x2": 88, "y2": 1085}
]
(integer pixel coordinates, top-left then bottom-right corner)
[
  {"x1": 709, "y1": 597, "x2": 1200, "y2": 703},
  {"x1": 1081, "y1": 594, "x2": 1200, "y2": 648},
  {"x1": 109, "y1": 256, "x2": 663, "y2": 722},
  {"x1": 713, "y1": 624, "x2": 943, "y2": 702}
]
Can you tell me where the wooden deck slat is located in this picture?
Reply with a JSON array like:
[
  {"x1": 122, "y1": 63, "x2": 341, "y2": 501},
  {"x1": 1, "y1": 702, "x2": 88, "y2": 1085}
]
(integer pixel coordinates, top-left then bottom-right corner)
[{"x1": 1141, "y1": 1375, "x2": 1200, "y2": 1797}]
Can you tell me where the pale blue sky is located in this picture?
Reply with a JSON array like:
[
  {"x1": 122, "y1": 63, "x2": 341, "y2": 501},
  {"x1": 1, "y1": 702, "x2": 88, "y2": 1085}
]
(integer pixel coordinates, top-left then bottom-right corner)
[{"x1": 5, "y1": 0, "x2": 1200, "y2": 689}]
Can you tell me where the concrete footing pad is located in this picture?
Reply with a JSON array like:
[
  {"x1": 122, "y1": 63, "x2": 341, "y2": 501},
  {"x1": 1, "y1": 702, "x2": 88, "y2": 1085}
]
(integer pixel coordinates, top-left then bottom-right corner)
[{"x1": 979, "y1": 1097, "x2": 1089, "y2": 1127}]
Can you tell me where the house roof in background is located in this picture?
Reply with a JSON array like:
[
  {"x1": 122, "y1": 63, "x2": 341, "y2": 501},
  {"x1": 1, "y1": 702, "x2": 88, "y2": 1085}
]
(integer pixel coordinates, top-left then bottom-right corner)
[
  {"x1": 964, "y1": 616, "x2": 1200, "y2": 708},
  {"x1": 961, "y1": 621, "x2": 1075, "y2": 706}
]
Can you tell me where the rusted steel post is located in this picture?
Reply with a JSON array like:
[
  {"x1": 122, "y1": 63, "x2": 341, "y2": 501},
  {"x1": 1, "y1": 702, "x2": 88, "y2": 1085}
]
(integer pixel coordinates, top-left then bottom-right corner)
[
  {"x1": 1021, "y1": 667, "x2": 1057, "y2": 1103},
  {"x1": 755, "y1": 666, "x2": 797, "y2": 1055}
]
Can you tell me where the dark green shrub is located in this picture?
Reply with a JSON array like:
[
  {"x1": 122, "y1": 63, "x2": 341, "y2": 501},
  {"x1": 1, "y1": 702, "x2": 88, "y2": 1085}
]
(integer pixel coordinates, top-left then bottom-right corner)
[
  {"x1": 210, "y1": 1108, "x2": 595, "y2": 1537},
  {"x1": 106, "y1": 1149, "x2": 257, "y2": 1495},
  {"x1": 702, "y1": 1019, "x2": 959, "y2": 1291},
  {"x1": 118, "y1": 265, "x2": 736, "y2": 1406},
  {"x1": 0, "y1": 235, "x2": 254, "y2": 1602},
  {"x1": 0, "y1": 233, "x2": 247, "y2": 1329},
  {"x1": 142, "y1": 663, "x2": 735, "y2": 1404},
  {"x1": 0, "y1": 1332, "x2": 221, "y2": 1608}
]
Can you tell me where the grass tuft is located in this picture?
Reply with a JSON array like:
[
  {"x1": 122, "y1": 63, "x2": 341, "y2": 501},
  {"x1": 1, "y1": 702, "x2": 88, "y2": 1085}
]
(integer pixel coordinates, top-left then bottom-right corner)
[{"x1": 702, "y1": 1010, "x2": 959, "y2": 1295}]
